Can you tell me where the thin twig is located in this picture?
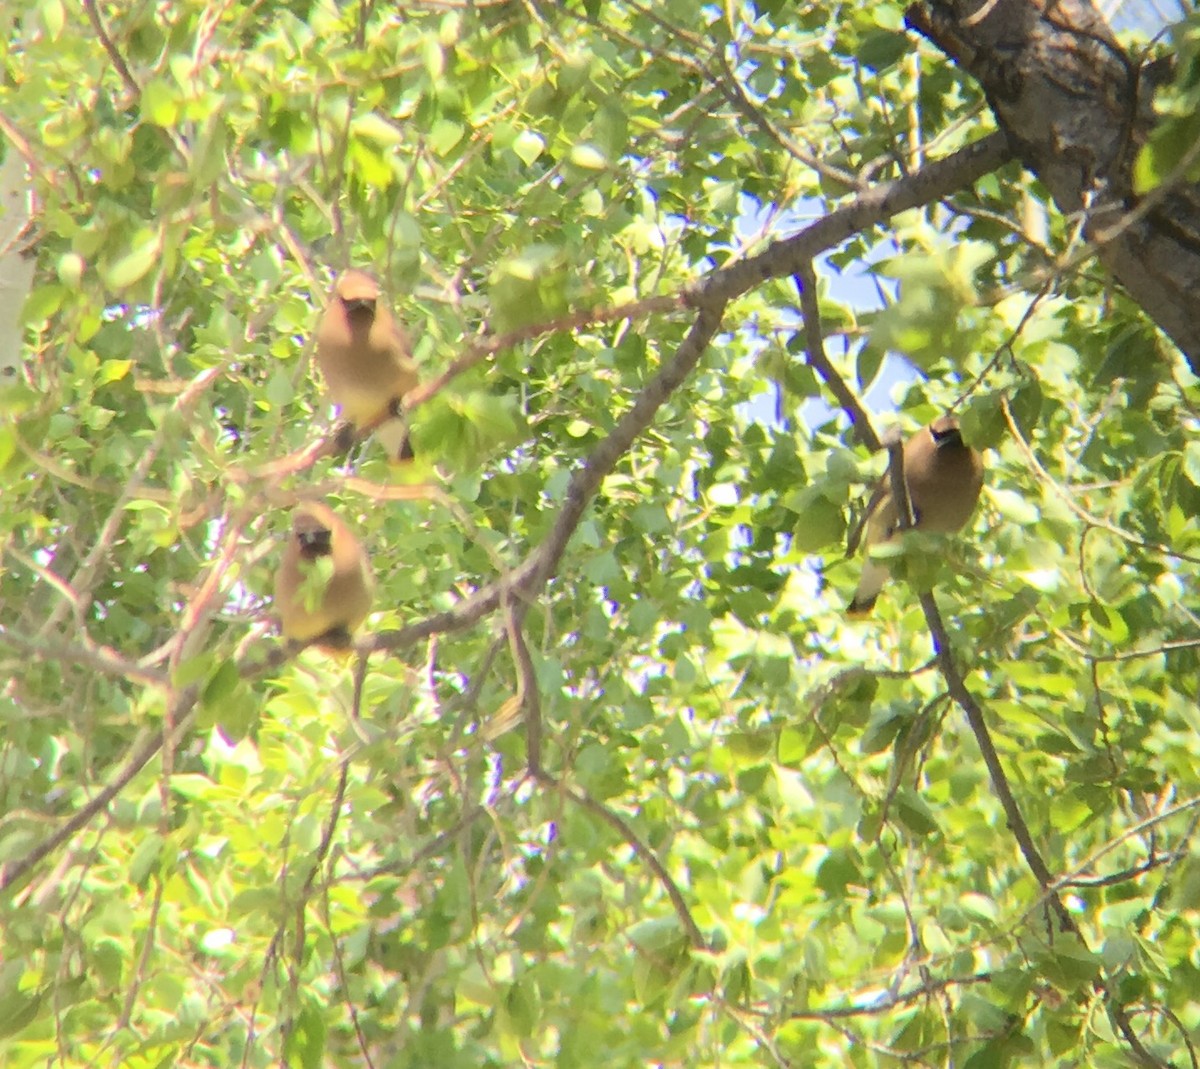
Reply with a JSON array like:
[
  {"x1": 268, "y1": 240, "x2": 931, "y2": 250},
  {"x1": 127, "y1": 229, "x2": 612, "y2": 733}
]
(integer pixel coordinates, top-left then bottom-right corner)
[
  {"x1": 402, "y1": 293, "x2": 686, "y2": 411},
  {"x1": 39, "y1": 367, "x2": 222, "y2": 640},
  {"x1": 0, "y1": 627, "x2": 169, "y2": 689},
  {"x1": 117, "y1": 873, "x2": 164, "y2": 1028},
  {"x1": 81, "y1": 0, "x2": 140, "y2": 100},
  {"x1": 1001, "y1": 393, "x2": 1200, "y2": 566},
  {"x1": 885, "y1": 429, "x2": 915, "y2": 530},
  {"x1": 536, "y1": 769, "x2": 706, "y2": 950},
  {"x1": 0, "y1": 686, "x2": 200, "y2": 892},
  {"x1": 918, "y1": 584, "x2": 1167, "y2": 1068},
  {"x1": 793, "y1": 262, "x2": 881, "y2": 450},
  {"x1": 502, "y1": 599, "x2": 541, "y2": 775},
  {"x1": 785, "y1": 971, "x2": 994, "y2": 1021},
  {"x1": 919, "y1": 590, "x2": 1067, "y2": 914}
]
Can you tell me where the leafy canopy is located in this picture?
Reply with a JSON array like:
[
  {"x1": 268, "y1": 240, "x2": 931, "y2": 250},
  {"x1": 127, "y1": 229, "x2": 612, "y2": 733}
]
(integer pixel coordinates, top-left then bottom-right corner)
[{"x1": 0, "y1": 1, "x2": 1196, "y2": 1067}]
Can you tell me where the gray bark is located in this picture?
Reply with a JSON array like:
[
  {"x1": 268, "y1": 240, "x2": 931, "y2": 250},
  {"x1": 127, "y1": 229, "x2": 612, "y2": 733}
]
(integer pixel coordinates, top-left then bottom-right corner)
[{"x1": 908, "y1": 0, "x2": 1200, "y2": 373}]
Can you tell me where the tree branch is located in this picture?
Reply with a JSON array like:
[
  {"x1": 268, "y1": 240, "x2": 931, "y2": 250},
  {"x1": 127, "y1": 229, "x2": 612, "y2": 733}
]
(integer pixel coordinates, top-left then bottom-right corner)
[
  {"x1": 793, "y1": 262, "x2": 881, "y2": 451},
  {"x1": 0, "y1": 685, "x2": 199, "y2": 892},
  {"x1": 701, "y1": 133, "x2": 1013, "y2": 304},
  {"x1": 918, "y1": 589, "x2": 1167, "y2": 1067},
  {"x1": 787, "y1": 970, "x2": 993, "y2": 1021},
  {"x1": 907, "y1": 0, "x2": 1200, "y2": 372},
  {"x1": 81, "y1": 0, "x2": 140, "y2": 101},
  {"x1": 0, "y1": 626, "x2": 169, "y2": 689},
  {"x1": 402, "y1": 293, "x2": 687, "y2": 411},
  {"x1": 359, "y1": 301, "x2": 729, "y2": 657},
  {"x1": 536, "y1": 769, "x2": 707, "y2": 950}
]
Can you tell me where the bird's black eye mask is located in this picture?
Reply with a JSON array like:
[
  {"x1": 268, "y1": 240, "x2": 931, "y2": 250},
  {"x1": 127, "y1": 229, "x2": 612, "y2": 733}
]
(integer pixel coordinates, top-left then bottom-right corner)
[
  {"x1": 342, "y1": 297, "x2": 376, "y2": 317},
  {"x1": 931, "y1": 427, "x2": 963, "y2": 449},
  {"x1": 296, "y1": 529, "x2": 333, "y2": 559}
]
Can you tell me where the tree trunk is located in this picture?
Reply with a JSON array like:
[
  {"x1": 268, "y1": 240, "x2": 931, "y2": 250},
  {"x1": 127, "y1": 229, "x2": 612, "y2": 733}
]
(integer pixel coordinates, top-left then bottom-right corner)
[{"x1": 908, "y1": 0, "x2": 1200, "y2": 373}]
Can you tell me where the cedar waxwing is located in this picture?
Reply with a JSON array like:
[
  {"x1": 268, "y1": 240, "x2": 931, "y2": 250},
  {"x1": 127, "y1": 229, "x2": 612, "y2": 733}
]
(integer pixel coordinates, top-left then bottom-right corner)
[
  {"x1": 315, "y1": 269, "x2": 419, "y2": 461},
  {"x1": 847, "y1": 416, "x2": 984, "y2": 615},
  {"x1": 274, "y1": 501, "x2": 375, "y2": 649}
]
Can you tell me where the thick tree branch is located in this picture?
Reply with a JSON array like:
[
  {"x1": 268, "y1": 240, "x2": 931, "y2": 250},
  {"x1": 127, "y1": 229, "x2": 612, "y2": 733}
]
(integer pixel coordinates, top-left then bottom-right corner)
[
  {"x1": 356, "y1": 301, "x2": 729, "y2": 656},
  {"x1": 702, "y1": 132, "x2": 1013, "y2": 303}
]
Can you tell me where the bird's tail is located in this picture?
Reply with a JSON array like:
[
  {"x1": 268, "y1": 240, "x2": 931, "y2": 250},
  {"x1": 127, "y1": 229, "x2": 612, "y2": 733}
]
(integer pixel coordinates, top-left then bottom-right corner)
[
  {"x1": 847, "y1": 558, "x2": 889, "y2": 616},
  {"x1": 376, "y1": 417, "x2": 415, "y2": 462}
]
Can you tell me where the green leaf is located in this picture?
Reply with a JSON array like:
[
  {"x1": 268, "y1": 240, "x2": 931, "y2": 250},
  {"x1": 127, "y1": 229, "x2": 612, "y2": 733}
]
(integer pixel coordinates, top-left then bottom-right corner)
[
  {"x1": 102, "y1": 231, "x2": 163, "y2": 290},
  {"x1": 1183, "y1": 441, "x2": 1200, "y2": 489},
  {"x1": 141, "y1": 78, "x2": 180, "y2": 126},
  {"x1": 128, "y1": 832, "x2": 165, "y2": 885},
  {"x1": 857, "y1": 31, "x2": 907, "y2": 72},
  {"x1": 504, "y1": 978, "x2": 539, "y2": 1036},
  {"x1": 428, "y1": 119, "x2": 465, "y2": 156},
  {"x1": 201, "y1": 659, "x2": 240, "y2": 708},
  {"x1": 989, "y1": 487, "x2": 1039, "y2": 525},
  {"x1": 284, "y1": 1004, "x2": 327, "y2": 1069},
  {"x1": 1133, "y1": 110, "x2": 1200, "y2": 194},
  {"x1": 786, "y1": 488, "x2": 845, "y2": 552},
  {"x1": 96, "y1": 359, "x2": 134, "y2": 384},
  {"x1": 816, "y1": 847, "x2": 862, "y2": 897},
  {"x1": 893, "y1": 789, "x2": 939, "y2": 837},
  {"x1": 351, "y1": 113, "x2": 403, "y2": 147},
  {"x1": 569, "y1": 143, "x2": 608, "y2": 169},
  {"x1": 0, "y1": 989, "x2": 42, "y2": 1040},
  {"x1": 39, "y1": 0, "x2": 65, "y2": 39},
  {"x1": 512, "y1": 130, "x2": 546, "y2": 165}
]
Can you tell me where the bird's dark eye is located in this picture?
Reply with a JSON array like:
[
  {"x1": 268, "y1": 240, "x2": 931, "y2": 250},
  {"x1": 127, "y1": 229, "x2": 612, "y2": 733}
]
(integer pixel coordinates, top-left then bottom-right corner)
[{"x1": 297, "y1": 529, "x2": 333, "y2": 557}]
